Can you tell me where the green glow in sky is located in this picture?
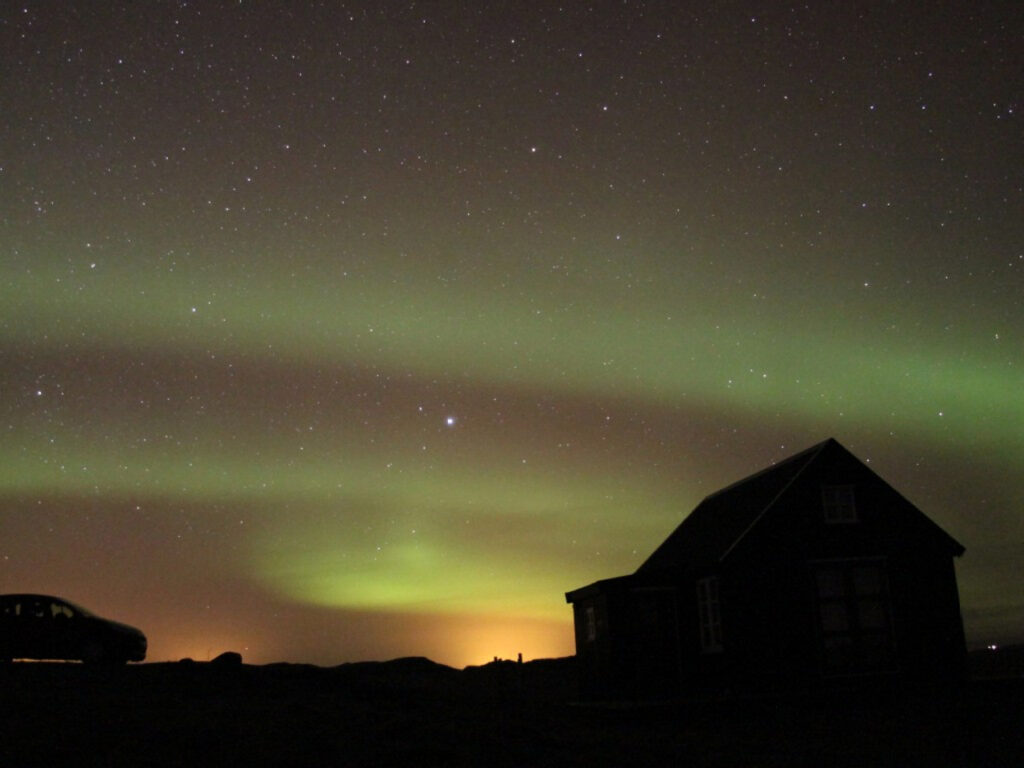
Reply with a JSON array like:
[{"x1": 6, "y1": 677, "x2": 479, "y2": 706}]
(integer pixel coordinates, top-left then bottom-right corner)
[{"x1": 6, "y1": 256, "x2": 1019, "y2": 450}]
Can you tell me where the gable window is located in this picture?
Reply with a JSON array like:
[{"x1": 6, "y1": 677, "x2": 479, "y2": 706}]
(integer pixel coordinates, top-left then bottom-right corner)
[
  {"x1": 822, "y1": 485, "x2": 857, "y2": 523},
  {"x1": 585, "y1": 606, "x2": 597, "y2": 642},
  {"x1": 696, "y1": 576, "x2": 723, "y2": 653}
]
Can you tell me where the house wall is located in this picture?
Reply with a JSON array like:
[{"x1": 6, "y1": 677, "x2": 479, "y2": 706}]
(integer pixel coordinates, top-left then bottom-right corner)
[
  {"x1": 571, "y1": 595, "x2": 612, "y2": 697},
  {"x1": 888, "y1": 548, "x2": 967, "y2": 683},
  {"x1": 573, "y1": 583, "x2": 699, "y2": 698},
  {"x1": 722, "y1": 455, "x2": 966, "y2": 688},
  {"x1": 628, "y1": 587, "x2": 684, "y2": 695},
  {"x1": 722, "y1": 558, "x2": 819, "y2": 687}
]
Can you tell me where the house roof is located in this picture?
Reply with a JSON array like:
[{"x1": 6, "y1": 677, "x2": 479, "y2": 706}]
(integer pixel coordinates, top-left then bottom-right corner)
[
  {"x1": 566, "y1": 438, "x2": 965, "y2": 602},
  {"x1": 564, "y1": 575, "x2": 635, "y2": 603},
  {"x1": 567, "y1": 441, "x2": 830, "y2": 602},
  {"x1": 636, "y1": 437, "x2": 965, "y2": 573}
]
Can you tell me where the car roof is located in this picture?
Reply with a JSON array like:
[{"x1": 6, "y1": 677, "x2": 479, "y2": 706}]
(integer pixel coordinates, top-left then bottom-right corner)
[
  {"x1": 1, "y1": 594, "x2": 95, "y2": 615},
  {"x1": 3, "y1": 593, "x2": 69, "y2": 602}
]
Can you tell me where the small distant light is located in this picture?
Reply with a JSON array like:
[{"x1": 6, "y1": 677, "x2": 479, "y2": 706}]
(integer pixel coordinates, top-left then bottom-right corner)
[
  {"x1": 988, "y1": 644, "x2": 999, "y2": 651},
  {"x1": 445, "y1": 416, "x2": 456, "y2": 427}
]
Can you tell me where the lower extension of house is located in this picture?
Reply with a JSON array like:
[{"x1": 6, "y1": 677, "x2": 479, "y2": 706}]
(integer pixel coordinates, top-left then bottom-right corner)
[{"x1": 565, "y1": 438, "x2": 967, "y2": 698}]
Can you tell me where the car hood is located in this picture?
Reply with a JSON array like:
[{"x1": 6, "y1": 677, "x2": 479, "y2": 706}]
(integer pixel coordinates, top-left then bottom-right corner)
[{"x1": 102, "y1": 618, "x2": 146, "y2": 639}]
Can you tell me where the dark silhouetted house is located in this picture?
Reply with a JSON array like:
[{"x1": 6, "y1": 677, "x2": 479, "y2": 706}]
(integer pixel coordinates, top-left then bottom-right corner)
[{"x1": 565, "y1": 439, "x2": 966, "y2": 697}]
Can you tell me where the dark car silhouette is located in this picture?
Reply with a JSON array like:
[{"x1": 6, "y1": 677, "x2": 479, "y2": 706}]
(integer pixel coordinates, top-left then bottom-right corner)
[{"x1": 0, "y1": 594, "x2": 146, "y2": 664}]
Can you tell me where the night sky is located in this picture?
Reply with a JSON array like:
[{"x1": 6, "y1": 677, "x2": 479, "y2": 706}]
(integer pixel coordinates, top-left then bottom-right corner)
[{"x1": 2, "y1": 2, "x2": 1021, "y2": 668}]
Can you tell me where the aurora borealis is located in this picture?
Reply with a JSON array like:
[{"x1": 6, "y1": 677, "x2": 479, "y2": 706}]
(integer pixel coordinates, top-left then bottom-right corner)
[{"x1": 2, "y1": 3, "x2": 1021, "y2": 667}]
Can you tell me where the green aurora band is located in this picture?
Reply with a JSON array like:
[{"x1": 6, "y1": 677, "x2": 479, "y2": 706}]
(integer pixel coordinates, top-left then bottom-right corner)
[{"x1": 3, "y1": 255, "x2": 1019, "y2": 626}]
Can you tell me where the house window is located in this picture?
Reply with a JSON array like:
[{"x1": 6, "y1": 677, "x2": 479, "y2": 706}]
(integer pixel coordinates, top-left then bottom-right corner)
[
  {"x1": 697, "y1": 576, "x2": 723, "y2": 653},
  {"x1": 814, "y1": 560, "x2": 894, "y2": 674},
  {"x1": 585, "y1": 606, "x2": 597, "y2": 642},
  {"x1": 822, "y1": 485, "x2": 857, "y2": 523}
]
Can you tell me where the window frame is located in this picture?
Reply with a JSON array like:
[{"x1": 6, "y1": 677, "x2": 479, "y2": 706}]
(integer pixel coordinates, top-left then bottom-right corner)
[
  {"x1": 696, "y1": 575, "x2": 723, "y2": 654},
  {"x1": 584, "y1": 605, "x2": 597, "y2": 642},
  {"x1": 821, "y1": 484, "x2": 858, "y2": 524},
  {"x1": 811, "y1": 557, "x2": 896, "y2": 676}
]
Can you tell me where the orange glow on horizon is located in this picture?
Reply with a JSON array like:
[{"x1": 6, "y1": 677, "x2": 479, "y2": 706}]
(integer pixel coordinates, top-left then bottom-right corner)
[
  {"x1": 138, "y1": 611, "x2": 575, "y2": 670},
  {"x1": 147, "y1": 632, "x2": 257, "y2": 664},
  {"x1": 412, "y1": 615, "x2": 576, "y2": 669}
]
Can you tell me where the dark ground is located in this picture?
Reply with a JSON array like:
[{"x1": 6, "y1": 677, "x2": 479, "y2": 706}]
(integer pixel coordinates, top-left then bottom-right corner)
[{"x1": 1, "y1": 651, "x2": 1022, "y2": 767}]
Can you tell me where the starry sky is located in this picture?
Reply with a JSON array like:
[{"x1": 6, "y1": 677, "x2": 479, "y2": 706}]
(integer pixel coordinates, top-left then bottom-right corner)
[{"x1": 1, "y1": 2, "x2": 1021, "y2": 667}]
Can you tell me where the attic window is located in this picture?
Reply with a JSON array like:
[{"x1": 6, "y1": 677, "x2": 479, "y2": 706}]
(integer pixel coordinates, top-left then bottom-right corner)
[{"x1": 822, "y1": 485, "x2": 857, "y2": 523}]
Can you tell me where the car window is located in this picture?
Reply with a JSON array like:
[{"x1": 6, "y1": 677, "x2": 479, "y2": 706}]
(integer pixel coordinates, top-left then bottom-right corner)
[{"x1": 51, "y1": 603, "x2": 75, "y2": 619}]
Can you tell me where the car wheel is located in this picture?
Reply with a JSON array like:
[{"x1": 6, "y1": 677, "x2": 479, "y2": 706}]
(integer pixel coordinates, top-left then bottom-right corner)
[{"x1": 81, "y1": 641, "x2": 107, "y2": 665}]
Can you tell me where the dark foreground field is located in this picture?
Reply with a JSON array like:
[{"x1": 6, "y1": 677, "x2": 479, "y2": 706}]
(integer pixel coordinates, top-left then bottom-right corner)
[{"x1": 1, "y1": 654, "x2": 1022, "y2": 767}]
